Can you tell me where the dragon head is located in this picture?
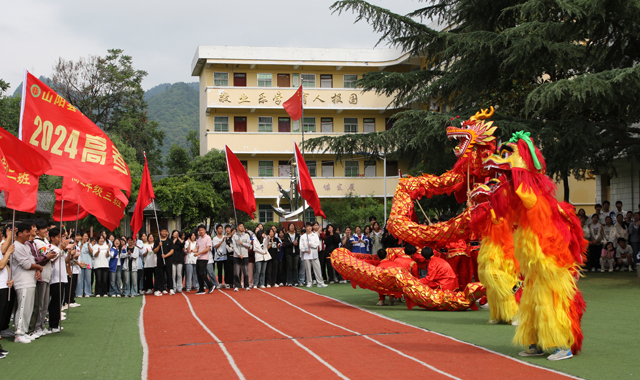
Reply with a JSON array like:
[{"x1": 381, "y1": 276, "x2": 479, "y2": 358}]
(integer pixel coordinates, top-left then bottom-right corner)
[
  {"x1": 483, "y1": 131, "x2": 546, "y2": 176},
  {"x1": 447, "y1": 107, "x2": 498, "y2": 158},
  {"x1": 470, "y1": 177, "x2": 504, "y2": 205}
]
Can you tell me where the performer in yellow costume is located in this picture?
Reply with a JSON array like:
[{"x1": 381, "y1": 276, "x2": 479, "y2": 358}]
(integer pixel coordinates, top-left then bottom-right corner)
[
  {"x1": 469, "y1": 177, "x2": 519, "y2": 325},
  {"x1": 484, "y1": 131, "x2": 587, "y2": 361}
]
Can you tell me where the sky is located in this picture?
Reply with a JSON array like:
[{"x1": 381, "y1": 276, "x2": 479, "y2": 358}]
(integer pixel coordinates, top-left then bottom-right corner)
[{"x1": 1, "y1": 0, "x2": 422, "y2": 93}]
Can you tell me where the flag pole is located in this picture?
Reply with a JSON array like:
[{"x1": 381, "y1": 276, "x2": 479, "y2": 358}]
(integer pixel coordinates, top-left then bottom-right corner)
[
  {"x1": 67, "y1": 204, "x2": 80, "y2": 319},
  {"x1": 144, "y1": 151, "x2": 165, "y2": 267},
  {"x1": 300, "y1": 86, "x2": 305, "y2": 226},
  {"x1": 58, "y1": 199, "x2": 64, "y2": 335},
  {"x1": 8, "y1": 209, "x2": 15, "y2": 301}
]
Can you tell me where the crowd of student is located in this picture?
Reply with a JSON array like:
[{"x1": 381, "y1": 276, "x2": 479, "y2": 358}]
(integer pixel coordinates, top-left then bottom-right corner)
[{"x1": 580, "y1": 200, "x2": 640, "y2": 272}]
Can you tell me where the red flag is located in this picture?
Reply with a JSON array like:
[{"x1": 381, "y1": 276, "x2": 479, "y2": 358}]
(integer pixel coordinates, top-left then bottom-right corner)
[
  {"x1": 53, "y1": 189, "x2": 89, "y2": 222},
  {"x1": 62, "y1": 177, "x2": 129, "y2": 231},
  {"x1": 0, "y1": 125, "x2": 51, "y2": 213},
  {"x1": 294, "y1": 142, "x2": 326, "y2": 218},
  {"x1": 225, "y1": 146, "x2": 255, "y2": 219},
  {"x1": 130, "y1": 155, "x2": 155, "y2": 238},
  {"x1": 283, "y1": 85, "x2": 303, "y2": 121},
  {"x1": 19, "y1": 71, "x2": 131, "y2": 195}
]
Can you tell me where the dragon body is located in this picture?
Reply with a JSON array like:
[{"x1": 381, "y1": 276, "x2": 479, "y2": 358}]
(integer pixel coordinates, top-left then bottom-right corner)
[
  {"x1": 387, "y1": 108, "x2": 497, "y2": 247},
  {"x1": 484, "y1": 133, "x2": 587, "y2": 354}
]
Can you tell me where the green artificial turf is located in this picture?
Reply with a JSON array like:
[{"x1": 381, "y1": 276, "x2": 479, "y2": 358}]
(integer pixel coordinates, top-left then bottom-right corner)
[
  {"x1": 308, "y1": 271, "x2": 640, "y2": 380},
  {"x1": 0, "y1": 296, "x2": 143, "y2": 379}
]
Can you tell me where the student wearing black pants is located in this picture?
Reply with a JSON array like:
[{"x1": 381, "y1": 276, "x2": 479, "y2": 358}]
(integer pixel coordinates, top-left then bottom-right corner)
[
  {"x1": 95, "y1": 268, "x2": 109, "y2": 296},
  {"x1": 48, "y1": 282, "x2": 63, "y2": 330},
  {"x1": 196, "y1": 260, "x2": 213, "y2": 293},
  {"x1": 153, "y1": 229, "x2": 174, "y2": 295}
]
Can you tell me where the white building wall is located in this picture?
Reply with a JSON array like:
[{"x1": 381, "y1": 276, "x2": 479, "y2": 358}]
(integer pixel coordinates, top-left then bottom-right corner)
[{"x1": 596, "y1": 158, "x2": 640, "y2": 211}]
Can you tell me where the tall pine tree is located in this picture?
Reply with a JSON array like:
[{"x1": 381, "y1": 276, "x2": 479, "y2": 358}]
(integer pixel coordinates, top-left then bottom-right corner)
[{"x1": 306, "y1": 0, "x2": 640, "y2": 200}]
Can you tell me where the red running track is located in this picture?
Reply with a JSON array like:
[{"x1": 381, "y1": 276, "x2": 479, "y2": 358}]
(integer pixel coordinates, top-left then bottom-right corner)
[{"x1": 142, "y1": 287, "x2": 578, "y2": 380}]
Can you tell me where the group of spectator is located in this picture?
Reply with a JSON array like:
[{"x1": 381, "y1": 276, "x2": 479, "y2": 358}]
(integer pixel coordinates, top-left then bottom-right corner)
[{"x1": 579, "y1": 200, "x2": 639, "y2": 272}]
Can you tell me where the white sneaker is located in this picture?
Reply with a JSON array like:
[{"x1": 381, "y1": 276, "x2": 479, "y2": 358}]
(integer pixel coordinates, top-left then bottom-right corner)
[
  {"x1": 34, "y1": 329, "x2": 45, "y2": 337},
  {"x1": 600, "y1": 269, "x2": 605, "y2": 272},
  {"x1": 116, "y1": 294, "x2": 121, "y2": 298},
  {"x1": 41, "y1": 329, "x2": 52, "y2": 335},
  {"x1": 260, "y1": 286, "x2": 266, "y2": 289},
  {"x1": 306, "y1": 284, "x2": 312, "y2": 288},
  {"x1": 62, "y1": 305, "x2": 69, "y2": 310},
  {"x1": 111, "y1": 295, "x2": 116, "y2": 298},
  {"x1": 14, "y1": 335, "x2": 31, "y2": 344},
  {"x1": 96, "y1": 295, "x2": 101, "y2": 298},
  {"x1": 312, "y1": 280, "x2": 317, "y2": 285},
  {"x1": 274, "y1": 284, "x2": 279, "y2": 288},
  {"x1": 154, "y1": 291, "x2": 163, "y2": 297},
  {"x1": 70, "y1": 303, "x2": 81, "y2": 308},
  {"x1": 609, "y1": 268, "x2": 614, "y2": 272},
  {"x1": 278, "y1": 283, "x2": 283, "y2": 286},
  {"x1": 145, "y1": 290, "x2": 153, "y2": 295},
  {"x1": 27, "y1": 332, "x2": 40, "y2": 340},
  {"x1": 317, "y1": 283, "x2": 328, "y2": 288},
  {"x1": 162, "y1": 290, "x2": 168, "y2": 294},
  {"x1": 245, "y1": 287, "x2": 251, "y2": 291},
  {"x1": 266, "y1": 285, "x2": 271, "y2": 288},
  {"x1": 488, "y1": 319, "x2": 499, "y2": 325},
  {"x1": 61, "y1": 316, "x2": 67, "y2": 321},
  {"x1": 252, "y1": 286, "x2": 257, "y2": 289},
  {"x1": 169, "y1": 289, "x2": 175, "y2": 295},
  {"x1": 233, "y1": 288, "x2": 238, "y2": 292},
  {"x1": 51, "y1": 327, "x2": 61, "y2": 333},
  {"x1": 547, "y1": 348, "x2": 573, "y2": 361}
]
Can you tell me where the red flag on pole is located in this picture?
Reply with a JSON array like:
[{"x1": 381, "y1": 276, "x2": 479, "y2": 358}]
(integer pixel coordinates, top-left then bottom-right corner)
[
  {"x1": 283, "y1": 85, "x2": 303, "y2": 121},
  {"x1": 225, "y1": 146, "x2": 256, "y2": 219},
  {"x1": 0, "y1": 125, "x2": 51, "y2": 213},
  {"x1": 293, "y1": 142, "x2": 326, "y2": 218},
  {"x1": 19, "y1": 71, "x2": 131, "y2": 195},
  {"x1": 62, "y1": 177, "x2": 129, "y2": 231},
  {"x1": 130, "y1": 155, "x2": 155, "y2": 238},
  {"x1": 53, "y1": 189, "x2": 89, "y2": 222}
]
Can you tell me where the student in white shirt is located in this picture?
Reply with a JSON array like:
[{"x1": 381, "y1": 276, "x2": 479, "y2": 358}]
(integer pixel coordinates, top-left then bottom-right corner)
[
  {"x1": 0, "y1": 227, "x2": 16, "y2": 344},
  {"x1": 300, "y1": 222, "x2": 327, "y2": 288},
  {"x1": 48, "y1": 227, "x2": 71, "y2": 333},
  {"x1": 142, "y1": 234, "x2": 155, "y2": 294},
  {"x1": 184, "y1": 232, "x2": 198, "y2": 292},
  {"x1": 91, "y1": 236, "x2": 111, "y2": 297}
]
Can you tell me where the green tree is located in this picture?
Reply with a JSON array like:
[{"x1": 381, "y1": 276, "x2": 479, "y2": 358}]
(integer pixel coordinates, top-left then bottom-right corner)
[
  {"x1": 0, "y1": 79, "x2": 21, "y2": 135},
  {"x1": 186, "y1": 130, "x2": 200, "y2": 159},
  {"x1": 165, "y1": 144, "x2": 191, "y2": 176},
  {"x1": 322, "y1": 192, "x2": 388, "y2": 230},
  {"x1": 51, "y1": 49, "x2": 165, "y2": 174},
  {"x1": 154, "y1": 176, "x2": 224, "y2": 230},
  {"x1": 307, "y1": 0, "x2": 640, "y2": 201}
]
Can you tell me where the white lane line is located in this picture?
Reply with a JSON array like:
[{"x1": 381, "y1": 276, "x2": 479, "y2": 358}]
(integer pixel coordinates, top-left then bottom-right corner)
[
  {"x1": 219, "y1": 290, "x2": 350, "y2": 380},
  {"x1": 296, "y1": 289, "x2": 584, "y2": 380},
  {"x1": 260, "y1": 289, "x2": 462, "y2": 380},
  {"x1": 181, "y1": 292, "x2": 245, "y2": 380},
  {"x1": 139, "y1": 295, "x2": 149, "y2": 380}
]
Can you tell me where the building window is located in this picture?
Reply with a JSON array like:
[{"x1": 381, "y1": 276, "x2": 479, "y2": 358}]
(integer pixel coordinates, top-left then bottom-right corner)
[
  {"x1": 305, "y1": 160, "x2": 317, "y2": 177},
  {"x1": 363, "y1": 118, "x2": 375, "y2": 133},
  {"x1": 345, "y1": 161, "x2": 359, "y2": 177},
  {"x1": 278, "y1": 160, "x2": 291, "y2": 177},
  {"x1": 365, "y1": 162, "x2": 376, "y2": 177},
  {"x1": 303, "y1": 117, "x2": 316, "y2": 132},
  {"x1": 321, "y1": 118, "x2": 333, "y2": 132},
  {"x1": 233, "y1": 73, "x2": 246, "y2": 87},
  {"x1": 257, "y1": 73, "x2": 273, "y2": 87},
  {"x1": 240, "y1": 160, "x2": 248, "y2": 172},
  {"x1": 258, "y1": 117, "x2": 273, "y2": 132},
  {"x1": 343, "y1": 74, "x2": 358, "y2": 88},
  {"x1": 320, "y1": 74, "x2": 332, "y2": 88},
  {"x1": 302, "y1": 74, "x2": 315, "y2": 88},
  {"x1": 322, "y1": 161, "x2": 334, "y2": 177},
  {"x1": 292, "y1": 73, "x2": 300, "y2": 87},
  {"x1": 259, "y1": 204, "x2": 274, "y2": 223},
  {"x1": 214, "y1": 116, "x2": 229, "y2": 132},
  {"x1": 214, "y1": 72, "x2": 229, "y2": 86},
  {"x1": 259, "y1": 161, "x2": 274, "y2": 177},
  {"x1": 344, "y1": 118, "x2": 358, "y2": 133},
  {"x1": 304, "y1": 208, "x2": 315, "y2": 222},
  {"x1": 386, "y1": 161, "x2": 399, "y2": 177},
  {"x1": 292, "y1": 120, "x2": 300, "y2": 132}
]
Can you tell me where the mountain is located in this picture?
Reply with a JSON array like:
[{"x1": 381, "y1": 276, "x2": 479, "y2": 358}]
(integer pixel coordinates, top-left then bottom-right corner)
[{"x1": 145, "y1": 82, "x2": 199, "y2": 165}]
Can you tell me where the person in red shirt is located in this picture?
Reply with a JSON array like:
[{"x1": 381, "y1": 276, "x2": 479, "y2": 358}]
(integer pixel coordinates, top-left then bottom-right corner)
[{"x1": 419, "y1": 247, "x2": 459, "y2": 291}]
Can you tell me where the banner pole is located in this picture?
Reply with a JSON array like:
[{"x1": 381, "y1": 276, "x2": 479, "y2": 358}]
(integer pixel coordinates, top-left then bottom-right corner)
[
  {"x1": 300, "y1": 88, "x2": 305, "y2": 225},
  {"x1": 67, "y1": 204, "x2": 80, "y2": 319},
  {"x1": 8, "y1": 209, "x2": 15, "y2": 301},
  {"x1": 58, "y1": 199, "x2": 64, "y2": 335}
]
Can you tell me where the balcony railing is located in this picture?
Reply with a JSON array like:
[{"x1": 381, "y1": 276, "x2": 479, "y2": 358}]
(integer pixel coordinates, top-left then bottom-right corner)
[{"x1": 251, "y1": 176, "x2": 400, "y2": 199}]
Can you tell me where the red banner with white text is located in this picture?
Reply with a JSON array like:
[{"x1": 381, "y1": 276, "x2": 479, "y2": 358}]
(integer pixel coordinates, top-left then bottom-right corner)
[
  {"x1": 19, "y1": 71, "x2": 131, "y2": 194},
  {"x1": 62, "y1": 177, "x2": 129, "y2": 231}
]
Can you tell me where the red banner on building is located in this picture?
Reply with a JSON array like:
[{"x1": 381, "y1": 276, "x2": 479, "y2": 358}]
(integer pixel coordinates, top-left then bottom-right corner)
[
  {"x1": 19, "y1": 71, "x2": 131, "y2": 194},
  {"x1": 62, "y1": 177, "x2": 129, "y2": 231},
  {"x1": 0, "y1": 125, "x2": 51, "y2": 213}
]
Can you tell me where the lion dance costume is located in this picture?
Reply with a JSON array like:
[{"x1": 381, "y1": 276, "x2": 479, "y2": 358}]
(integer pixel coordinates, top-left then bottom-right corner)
[
  {"x1": 469, "y1": 177, "x2": 520, "y2": 324},
  {"x1": 484, "y1": 131, "x2": 587, "y2": 355}
]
